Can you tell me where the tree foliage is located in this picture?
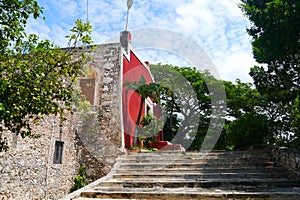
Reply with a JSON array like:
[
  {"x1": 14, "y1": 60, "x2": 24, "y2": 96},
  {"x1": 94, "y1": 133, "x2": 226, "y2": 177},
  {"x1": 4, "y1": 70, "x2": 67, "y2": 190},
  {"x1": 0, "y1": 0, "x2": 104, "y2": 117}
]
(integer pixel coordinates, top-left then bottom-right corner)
[
  {"x1": 151, "y1": 64, "x2": 227, "y2": 150},
  {"x1": 226, "y1": 113, "x2": 270, "y2": 150},
  {"x1": 0, "y1": 0, "x2": 41, "y2": 52},
  {"x1": 70, "y1": 166, "x2": 87, "y2": 192},
  {"x1": 240, "y1": 0, "x2": 300, "y2": 148},
  {"x1": 0, "y1": 0, "x2": 93, "y2": 151},
  {"x1": 149, "y1": 64, "x2": 182, "y2": 143},
  {"x1": 224, "y1": 80, "x2": 260, "y2": 118},
  {"x1": 151, "y1": 64, "x2": 279, "y2": 150},
  {"x1": 240, "y1": 0, "x2": 299, "y2": 64}
]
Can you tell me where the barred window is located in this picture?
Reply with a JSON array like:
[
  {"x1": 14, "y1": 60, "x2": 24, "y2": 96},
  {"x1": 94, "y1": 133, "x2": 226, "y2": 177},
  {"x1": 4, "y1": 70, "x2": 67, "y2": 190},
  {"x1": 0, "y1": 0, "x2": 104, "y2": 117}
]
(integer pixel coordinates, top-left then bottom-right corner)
[{"x1": 53, "y1": 141, "x2": 64, "y2": 164}]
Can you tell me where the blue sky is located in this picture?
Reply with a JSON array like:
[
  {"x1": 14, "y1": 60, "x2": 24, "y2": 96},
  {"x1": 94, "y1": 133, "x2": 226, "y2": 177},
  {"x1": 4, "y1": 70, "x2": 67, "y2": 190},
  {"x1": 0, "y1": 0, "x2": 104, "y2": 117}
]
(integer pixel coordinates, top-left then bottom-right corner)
[{"x1": 27, "y1": 0, "x2": 258, "y2": 83}]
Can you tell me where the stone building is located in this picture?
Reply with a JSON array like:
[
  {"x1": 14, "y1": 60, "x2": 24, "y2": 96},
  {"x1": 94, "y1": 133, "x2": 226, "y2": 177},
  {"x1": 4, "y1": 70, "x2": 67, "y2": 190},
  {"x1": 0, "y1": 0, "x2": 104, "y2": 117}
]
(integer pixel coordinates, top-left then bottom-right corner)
[{"x1": 0, "y1": 31, "x2": 159, "y2": 200}]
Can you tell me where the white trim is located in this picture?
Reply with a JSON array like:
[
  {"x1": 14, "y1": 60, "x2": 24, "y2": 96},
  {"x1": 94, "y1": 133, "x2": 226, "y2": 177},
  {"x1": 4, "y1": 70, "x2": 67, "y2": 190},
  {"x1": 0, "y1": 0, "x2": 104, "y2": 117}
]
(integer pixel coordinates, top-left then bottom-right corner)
[
  {"x1": 120, "y1": 46, "x2": 125, "y2": 151},
  {"x1": 145, "y1": 97, "x2": 154, "y2": 114},
  {"x1": 122, "y1": 43, "x2": 131, "y2": 62}
]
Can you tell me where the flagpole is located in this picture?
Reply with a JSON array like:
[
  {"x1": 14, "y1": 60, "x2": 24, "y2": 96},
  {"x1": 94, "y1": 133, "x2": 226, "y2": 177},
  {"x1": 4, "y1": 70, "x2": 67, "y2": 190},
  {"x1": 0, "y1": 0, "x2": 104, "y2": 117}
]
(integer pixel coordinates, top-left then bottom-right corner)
[{"x1": 125, "y1": 0, "x2": 133, "y2": 31}]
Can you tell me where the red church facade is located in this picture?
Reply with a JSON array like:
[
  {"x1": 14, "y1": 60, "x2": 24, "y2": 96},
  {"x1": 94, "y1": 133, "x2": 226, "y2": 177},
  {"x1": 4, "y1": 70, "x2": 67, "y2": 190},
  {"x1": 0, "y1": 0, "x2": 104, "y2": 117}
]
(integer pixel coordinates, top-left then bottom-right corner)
[{"x1": 121, "y1": 31, "x2": 161, "y2": 148}]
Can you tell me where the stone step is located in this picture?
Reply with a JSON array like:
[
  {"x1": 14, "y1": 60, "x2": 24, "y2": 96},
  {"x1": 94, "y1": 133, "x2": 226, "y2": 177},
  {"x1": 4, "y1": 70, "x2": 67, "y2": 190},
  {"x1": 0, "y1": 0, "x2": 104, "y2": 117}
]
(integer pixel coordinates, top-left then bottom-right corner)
[
  {"x1": 121, "y1": 156, "x2": 273, "y2": 163},
  {"x1": 97, "y1": 178, "x2": 300, "y2": 189},
  {"x1": 69, "y1": 150, "x2": 300, "y2": 200},
  {"x1": 114, "y1": 169, "x2": 292, "y2": 178},
  {"x1": 125, "y1": 151, "x2": 271, "y2": 159},
  {"x1": 116, "y1": 165, "x2": 286, "y2": 173},
  {"x1": 118, "y1": 162, "x2": 275, "y2": 170},
  {"x1": 115, "y1": 166, "x2": 284, "y2": 173},
  {"x1": 119, "y1": 160, "x2": 275, "y2": 166},
  {"x1": 79, "y1": 187, "x2": 300, "y2": 200},
  {"x1": 120, "y1": 153, "x2": 274, "y2": 163},
  {"x1": 113, "y1": 172, "x2": 284, "y2": 179}
]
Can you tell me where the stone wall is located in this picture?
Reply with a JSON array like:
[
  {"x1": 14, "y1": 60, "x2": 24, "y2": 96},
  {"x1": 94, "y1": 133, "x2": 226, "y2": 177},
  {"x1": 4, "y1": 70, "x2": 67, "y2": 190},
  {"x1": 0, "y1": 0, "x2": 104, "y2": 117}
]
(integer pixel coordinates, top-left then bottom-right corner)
[
  {"x1": 0, "y1": 114, "x2": 78, "y2": 200},
  {"x1": 88, "y1": 43, "x2": 123, "y2": 149},
  {"x1": 269, "y1": 145, "x2": 300, "y2": 176},
  {"x1": 75, "y1": 43, "x2": 123, "y2": 181},
  {"x1": 75, "y1": 106, "x2": 120, "y2": 183},
  {"x1": 0, "y1": 42, "x2": 124, "y2": 200}
]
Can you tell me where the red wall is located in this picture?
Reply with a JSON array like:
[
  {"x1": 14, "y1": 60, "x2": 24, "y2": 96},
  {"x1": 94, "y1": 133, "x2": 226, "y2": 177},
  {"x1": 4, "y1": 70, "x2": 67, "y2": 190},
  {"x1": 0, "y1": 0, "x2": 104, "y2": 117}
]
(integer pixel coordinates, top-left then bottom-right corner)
[{"x1": 122, "y1": 51, "x2": 154, "y2": 148}]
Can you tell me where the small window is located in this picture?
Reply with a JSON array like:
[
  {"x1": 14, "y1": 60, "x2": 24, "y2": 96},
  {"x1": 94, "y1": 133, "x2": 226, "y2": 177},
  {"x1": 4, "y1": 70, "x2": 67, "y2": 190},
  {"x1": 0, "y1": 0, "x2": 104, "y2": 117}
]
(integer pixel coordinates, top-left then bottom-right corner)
[
  {"x1": 53, "y1": 141, "x2": 64, "y2": 164},
  {"x1": 146, "y1": 104, "x2": 151, "y2": 114}
]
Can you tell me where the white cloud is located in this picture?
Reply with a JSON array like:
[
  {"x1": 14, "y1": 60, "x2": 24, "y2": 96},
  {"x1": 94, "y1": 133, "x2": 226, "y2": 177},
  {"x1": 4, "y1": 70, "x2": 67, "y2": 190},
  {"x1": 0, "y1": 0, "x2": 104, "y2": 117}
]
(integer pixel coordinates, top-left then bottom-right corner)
[
  {"x1": 57, "y1": 0, "x2": 78, "y2": 18},
  {"x1": 176, "y1": 0, "x2": 217, "y2": 33},
  {"x1": 88, "y1": 0, "x2": 124, "y2": 32},
  {"x1": 217, "y1": 51, "x2": 255, "y2": 83},
  {"x1": 172, "y1": 0, "x2": 253, "y2": 82},
  {"x1": 26, "y1": 17, "x2": 73, "y2": 47},
  {"x1": 135, "y1": 49, "x2": 189, "y2": 68},
  {"x1": 50, "y1": 24, "x2": 71, "y2": 46},
  {"x1": 26, "y1": 18, "x2": 51, "y2": 39}
]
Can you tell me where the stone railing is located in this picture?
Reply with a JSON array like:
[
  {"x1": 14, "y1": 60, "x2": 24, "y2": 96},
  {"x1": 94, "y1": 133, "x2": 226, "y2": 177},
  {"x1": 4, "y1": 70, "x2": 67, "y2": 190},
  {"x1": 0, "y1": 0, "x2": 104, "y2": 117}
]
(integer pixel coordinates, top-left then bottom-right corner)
[{"x1": 269, "y1": 145, "x2": 300, "y2": 176}]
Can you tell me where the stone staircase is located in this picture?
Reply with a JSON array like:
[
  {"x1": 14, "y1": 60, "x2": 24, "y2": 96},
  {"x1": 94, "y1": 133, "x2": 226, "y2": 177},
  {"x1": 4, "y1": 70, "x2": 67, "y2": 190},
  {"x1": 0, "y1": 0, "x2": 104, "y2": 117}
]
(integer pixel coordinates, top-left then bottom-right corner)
[{"x1": 70, "y1": 149, "x2": 300, "y2": 200}]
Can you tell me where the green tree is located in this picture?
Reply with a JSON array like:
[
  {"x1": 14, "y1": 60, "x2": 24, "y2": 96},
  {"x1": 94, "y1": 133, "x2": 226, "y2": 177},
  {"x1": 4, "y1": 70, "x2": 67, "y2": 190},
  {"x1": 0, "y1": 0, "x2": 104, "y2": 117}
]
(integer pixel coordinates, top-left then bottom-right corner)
[
  {"x1": 151, "y1": 64, "x2": 227, "y2": 150},
  {"x1": 224, "y1": 80, "x2": 260, "y2": 119},
  {"x1": 226, "y1": 113, "x2": 270, "y2": 150},
  {"x1": 139, "y1": 112, "x2": 162, "y2": 149},
  {"x1": 240, "y1": 0, "x2": 300, "y2": 148},
  {"x1": 150, "y1": 64, "x2": 203, "y2": 149},
  {"x1": 290, "y1": 95, "x2": 300, "y2": 148},
  {"x1": 0, "y1": 0, "x2": 41, "y2": 52},
  {"x1": 240, "y1": 0, "x2": 299, "y2": 64},
  {"x1": 173, "y1": 67, "x2": 213, "y2": 150},
  {"x1": 223, "y1": 80, "x2": 275, "y2": 149},
  {"x1": 152, "y1": 64, "x2": 275, "y2": 150},
  {"x1": 0, "y1": 0, "x2": 93, "y2": 151},
  {"x1": 160, "y1": 87, "x2": 181, "y2": 142},
  {"x1": 149, "y1": 64, "x2": 181, "y2": 143}
]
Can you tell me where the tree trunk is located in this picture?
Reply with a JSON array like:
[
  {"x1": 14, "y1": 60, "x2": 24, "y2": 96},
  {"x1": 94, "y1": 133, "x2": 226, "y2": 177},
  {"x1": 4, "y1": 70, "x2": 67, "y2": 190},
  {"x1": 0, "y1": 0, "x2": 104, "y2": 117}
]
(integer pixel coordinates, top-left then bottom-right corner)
[{"x1": 133, "y1": 98, "x2": 145, "y2": 146}]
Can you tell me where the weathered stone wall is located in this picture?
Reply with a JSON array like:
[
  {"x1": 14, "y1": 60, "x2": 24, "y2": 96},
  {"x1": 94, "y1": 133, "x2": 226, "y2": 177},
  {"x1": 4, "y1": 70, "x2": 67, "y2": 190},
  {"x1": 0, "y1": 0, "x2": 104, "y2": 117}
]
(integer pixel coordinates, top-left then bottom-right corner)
[
  {"x1": 75, "y1": 43, "x2": 123, "y2": 181},
  {"x1": 269, "y1": 146, "x2": 300, "y2": 176},
  {"x1": 75, "y1": 106, "x2": 120, "y2": 183},
  {"x1": 86, "y1": 43, "x2": 123, "y2": 149},
  {"x1": 0, "y1": 114, "x2": 78, "y2": 200}
]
